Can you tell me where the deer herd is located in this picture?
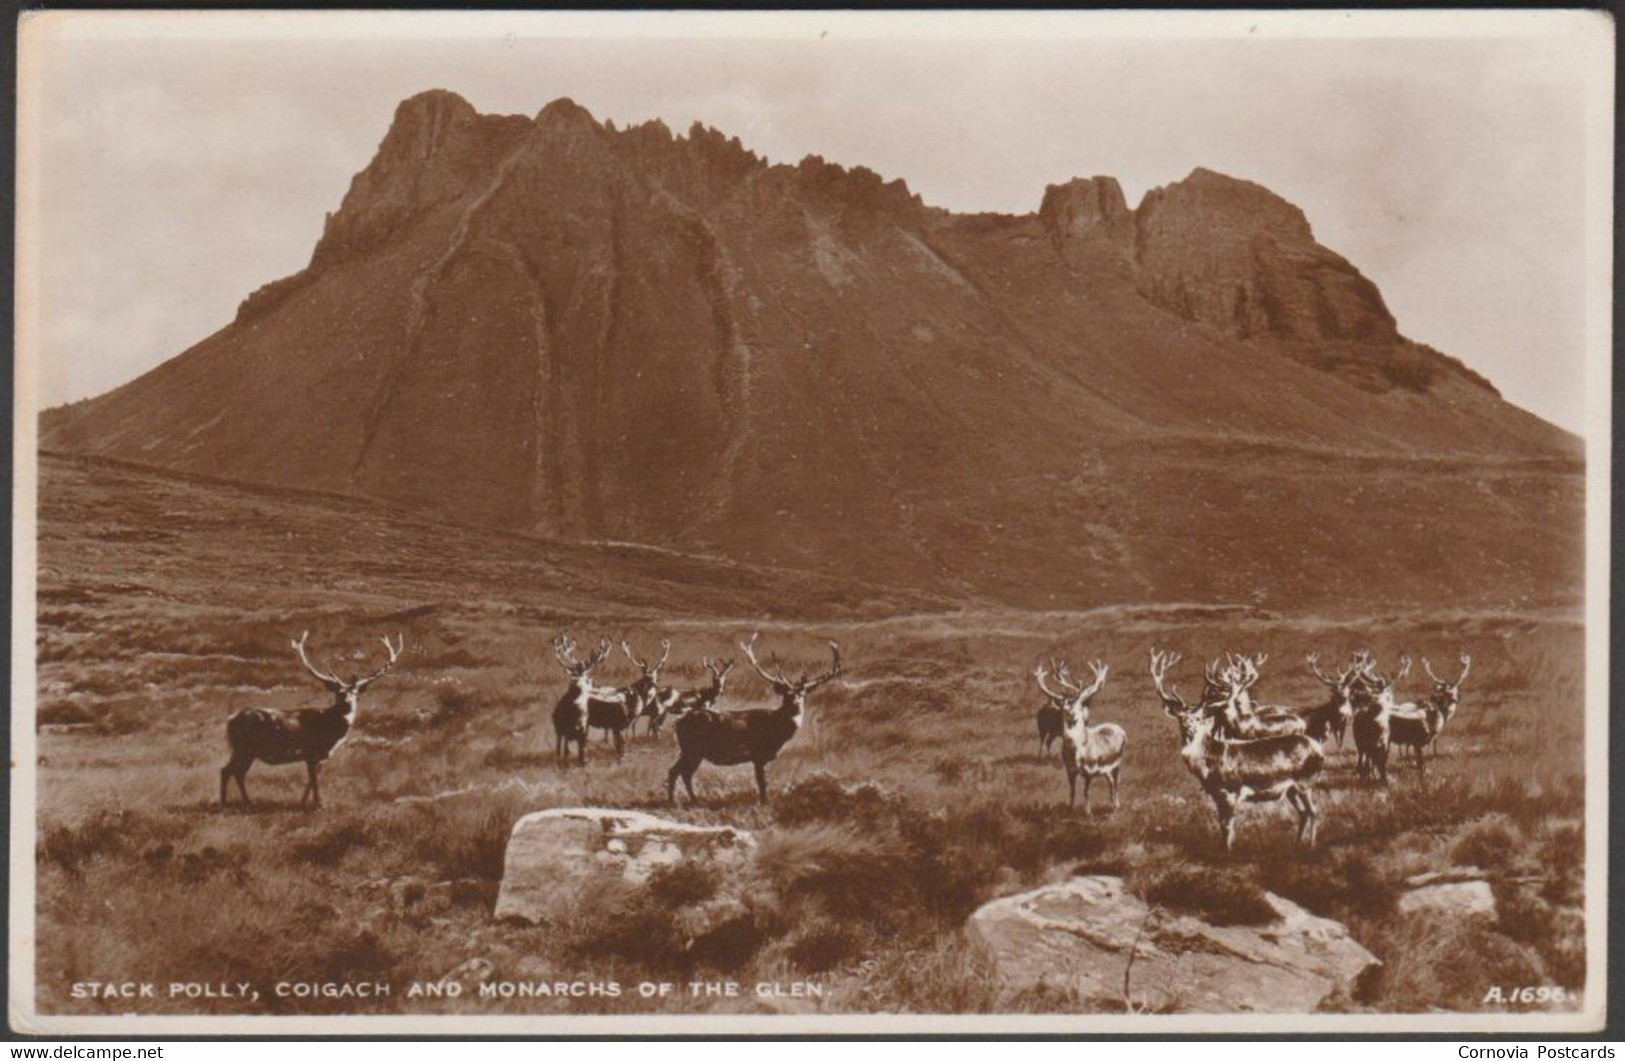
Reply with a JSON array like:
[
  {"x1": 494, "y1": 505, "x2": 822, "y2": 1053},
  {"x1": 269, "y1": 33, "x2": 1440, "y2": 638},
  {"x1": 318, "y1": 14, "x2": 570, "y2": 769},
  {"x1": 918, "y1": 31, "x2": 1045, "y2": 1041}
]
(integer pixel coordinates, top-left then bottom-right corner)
[{"x1": 218, "y1": 627, "x2": 1472, "y2": 853}]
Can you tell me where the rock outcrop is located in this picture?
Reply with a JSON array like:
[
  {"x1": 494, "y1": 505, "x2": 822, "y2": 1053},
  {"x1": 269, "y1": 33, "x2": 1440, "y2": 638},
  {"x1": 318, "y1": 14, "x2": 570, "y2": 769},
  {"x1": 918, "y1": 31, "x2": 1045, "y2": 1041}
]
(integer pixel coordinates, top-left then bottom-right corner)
[
  {"x1": 1133, "y1": 168, "x2": 1400, "y2": 343},
  {"x1": 967, "y1": 875, "x2": 1379, "y2": 1013},
  {"x1": 493, "y1": 808, "x2": 755, "y2": 925}
]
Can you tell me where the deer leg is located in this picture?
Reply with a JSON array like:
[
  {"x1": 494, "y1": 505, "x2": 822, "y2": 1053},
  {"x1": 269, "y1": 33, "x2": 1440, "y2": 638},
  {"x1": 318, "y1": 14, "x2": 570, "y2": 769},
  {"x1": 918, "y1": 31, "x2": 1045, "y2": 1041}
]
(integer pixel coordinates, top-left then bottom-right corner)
[
  {"x1": 304, "y1": 761, "x2": 323, "y2": 810},
  {"x1": 1294, "y1": 786, "x2": 1318, "y2": 846},
  {"x1": 753, "y1": 762, "x2": 770, "y2": 803},
  {"x1": 681, "y1": 763, "x2": 698, "y2": 803},
  {"x1": 1082, "y1": 774, "x2": 1094, "y2": 817},
  {"x1": 1211, "y1": 792, "x2": 1236, "y2": 852},
  {"x1": 666, "y1": 759, "x2": 682, "y2": 804},
  {"x1": 1109, "y1": 767, "x2": 1121, "y2": 810},
  {"x1": 219, "y1": 760, "x2": 235, "y2": 807},
  {"x1": 1286, "y1": 786, "x2": 1307, "y2": 844},
  {"x1": 1066, "y1": 764, "x2": 1077, "y2": 808},
  {"x1": 613, "y1": 727, "x2": 625, "y2": 761}
]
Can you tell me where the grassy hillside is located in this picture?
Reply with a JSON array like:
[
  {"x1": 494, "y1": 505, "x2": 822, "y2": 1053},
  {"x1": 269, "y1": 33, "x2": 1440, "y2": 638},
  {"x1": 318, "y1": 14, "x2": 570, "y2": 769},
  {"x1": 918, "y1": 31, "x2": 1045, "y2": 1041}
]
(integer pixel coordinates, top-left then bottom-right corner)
[{"x1": 30, "y1": 456, "x2": 1585, "y2": 1017}]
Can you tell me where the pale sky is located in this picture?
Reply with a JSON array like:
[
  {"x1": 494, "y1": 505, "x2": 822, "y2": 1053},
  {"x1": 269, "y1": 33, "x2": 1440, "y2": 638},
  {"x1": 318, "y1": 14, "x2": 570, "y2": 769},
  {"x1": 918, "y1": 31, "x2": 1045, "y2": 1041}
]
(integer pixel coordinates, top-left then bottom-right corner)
[{"x1": 20, "y1": 11, "x2": 1611, "y2": 434}]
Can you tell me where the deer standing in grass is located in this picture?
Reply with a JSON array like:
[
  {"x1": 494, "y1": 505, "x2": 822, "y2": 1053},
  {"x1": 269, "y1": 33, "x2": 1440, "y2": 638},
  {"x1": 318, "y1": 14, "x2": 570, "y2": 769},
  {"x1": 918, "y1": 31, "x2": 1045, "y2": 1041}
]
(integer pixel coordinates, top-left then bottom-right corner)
[
  {"x1": 1387, "y1": 653, "x2": 1472, "y2": 771},
  {"x1": 220, "y1": 631, "x2": 402, "y2": 810},
  {"x1": 666, "y1": 633, "x2": 840, "y2": 804},
  {"x1": 1301, "y1": 653, "x2": 1361, "y2": 748},
  {"x1": 1351, "y1": 655, "x2": 1408, "y2": 784},
  {"x1": 622, "y1": 638, "x2": 672, "y2": 738},
  {"x1": 650, "y1": 657, "x2": 736, "y2": 737},
  {"x1": 1032, "y1": 657, "x2": 1068, "y2": 758},
  {"x1": 550, "y1": 634, "x2": 618, "y2": 765},
  {"x1": 1151, "y1": 648, "x2": 1322, "y2": 851},
  {"x1": 1036, "y1": 659, "x2": 1125, "y2": 813}
]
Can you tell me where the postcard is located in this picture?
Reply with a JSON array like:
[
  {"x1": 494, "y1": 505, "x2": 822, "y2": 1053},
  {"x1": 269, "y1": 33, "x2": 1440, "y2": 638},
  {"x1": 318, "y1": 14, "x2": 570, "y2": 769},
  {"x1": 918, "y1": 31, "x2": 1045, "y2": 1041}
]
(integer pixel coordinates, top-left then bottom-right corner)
[{"x1": 11, "y1": 8, "x2": 1612, "y2": 1035}]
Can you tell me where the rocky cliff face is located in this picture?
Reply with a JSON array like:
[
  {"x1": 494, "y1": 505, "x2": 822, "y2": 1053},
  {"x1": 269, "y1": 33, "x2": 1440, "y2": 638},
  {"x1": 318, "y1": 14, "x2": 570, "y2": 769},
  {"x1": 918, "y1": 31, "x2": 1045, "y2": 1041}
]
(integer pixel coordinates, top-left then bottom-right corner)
[
  {"x1": 40, "y1": 91, "x2": 1580, "y2": 610},
  {"x1": 1133, "y1": 168, "x2": 1400, "y2": 344}
]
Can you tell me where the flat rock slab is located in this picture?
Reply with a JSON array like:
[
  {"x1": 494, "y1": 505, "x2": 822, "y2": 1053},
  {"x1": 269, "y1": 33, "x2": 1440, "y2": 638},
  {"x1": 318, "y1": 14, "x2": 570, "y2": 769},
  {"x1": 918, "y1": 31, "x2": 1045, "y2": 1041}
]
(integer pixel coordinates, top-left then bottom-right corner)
[
  {"x1": 967, "y1": 875, "x2": 1379, "y2": 1013},
  {"x1": 494, "y1": 808, "x2": 755, "y2": 925},
  {"x1": 1397, "y1": 879, "x2": 1496, "y2": 918}
]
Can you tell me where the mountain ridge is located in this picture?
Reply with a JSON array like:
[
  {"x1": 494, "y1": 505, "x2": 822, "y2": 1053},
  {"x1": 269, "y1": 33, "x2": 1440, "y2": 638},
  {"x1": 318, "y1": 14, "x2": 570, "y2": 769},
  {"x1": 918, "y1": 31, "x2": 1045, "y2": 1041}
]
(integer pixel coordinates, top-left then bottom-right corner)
[{"x1": 40, "y1": 89, "x2": 1581, "y2": 611}]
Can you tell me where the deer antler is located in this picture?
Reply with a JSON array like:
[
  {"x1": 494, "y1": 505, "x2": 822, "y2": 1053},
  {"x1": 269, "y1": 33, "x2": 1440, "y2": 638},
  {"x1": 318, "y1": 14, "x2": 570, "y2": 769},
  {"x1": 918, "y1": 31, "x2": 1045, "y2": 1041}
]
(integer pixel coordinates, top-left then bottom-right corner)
[
  {"x1": 1393, "y1": 655, "x2": 1412, "y2": 685},
  {"x1": 1149, "y1": 648, "x2": 1187, "y2": 710},
  {"x1": 355, "y1": 634, "x2": 404, "y2": 688},
  {"x1": 1077, "y1": 659, "x2": 1109, "y2": 701},
  {"x1": 1052, "y1": 658, "x2": 1082, "y2": 694},
  {"x1": 583, "y1": 637, "x2": 613, "y2": 672},
  {"x1": 740, "y1": 632, "x2": 791, "y2": 687},
  {"x1": 624, "y1": 637, "x2": 673, "y2": 676},
  {"x1": 800, "y1": 641, "x2": 842, "y2": 690},
  {"x1": 552, "y1": 633, "x2": 581, "y2": 672},
  {"x1": 1035, "y1": 661, "x2": 1068, "y2": 702},
  {"x1": 1456, "y1": 653, "x2": 1472, "y2": 686},
  {"x1": 1307, "y1": 653, "x2": 1339, "y2": 687},
  {"x1": 292, "y1": 631, "x2": 344, "y2": 688}
]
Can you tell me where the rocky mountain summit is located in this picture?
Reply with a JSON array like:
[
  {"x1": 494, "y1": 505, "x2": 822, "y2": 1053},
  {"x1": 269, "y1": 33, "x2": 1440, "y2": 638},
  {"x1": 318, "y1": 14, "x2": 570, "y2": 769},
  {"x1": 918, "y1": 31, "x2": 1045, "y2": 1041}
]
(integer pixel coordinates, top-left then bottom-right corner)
[{"x1": 41, "y1": 91, "x2": 1580, "y2": 610}]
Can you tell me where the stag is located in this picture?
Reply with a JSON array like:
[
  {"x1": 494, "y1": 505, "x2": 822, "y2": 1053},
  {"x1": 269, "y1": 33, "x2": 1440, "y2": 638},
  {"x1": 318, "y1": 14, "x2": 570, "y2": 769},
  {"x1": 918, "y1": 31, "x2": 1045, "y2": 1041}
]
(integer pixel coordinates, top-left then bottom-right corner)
[
  {"x1": 220, "y1": 631, "x2": 402, "y2": 809},
  {"x1": 1388, "y1": 653, "x2": 1473, "y2": 770},
  {"x1": 1419, "y1": 653, "x2": 1472, "y2": 758},
  {"x1": 1351, "y1": 654, "x2": 1409, "y2": 784},
  {"x1": 666, "y1": 633, "x2": 840, "y2": 804},
  {"x1": 651, "y1": 657, "x2": 736, "y2": 737},
  {"x1": 1302, "y1": 653, "x2": 1361, "y2": 747},
  {"x1": 550, "y1": 634, "x2": 618, "y2": 764},
  {"x1": 1036, "y1": 659, "x2": 1126, "y2": 813},
  {"x1": 1032, "y1": 657, "x2": 1068, "y2": 758},
  {"x1": 1151, "y1": 648, "x2": 1322, "y2": 851},
  {"x1": 622, "y1": 638, "x2": 672, "y2": 737}
]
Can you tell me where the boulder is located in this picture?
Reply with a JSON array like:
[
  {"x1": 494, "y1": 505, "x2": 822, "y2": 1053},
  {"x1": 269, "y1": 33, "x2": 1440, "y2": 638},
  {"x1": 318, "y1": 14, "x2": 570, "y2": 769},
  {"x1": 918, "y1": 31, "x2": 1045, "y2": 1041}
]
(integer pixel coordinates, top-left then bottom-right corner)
[
  {"x1": 493, "y1": 808, "x2": 755, "y2": 925},
  {"x1": 1399, "y1": 867, "x2": 1496, "y2": 919},
  {"x1": 967, "y1": 875, "x2": 1378, "y2": 1013}
]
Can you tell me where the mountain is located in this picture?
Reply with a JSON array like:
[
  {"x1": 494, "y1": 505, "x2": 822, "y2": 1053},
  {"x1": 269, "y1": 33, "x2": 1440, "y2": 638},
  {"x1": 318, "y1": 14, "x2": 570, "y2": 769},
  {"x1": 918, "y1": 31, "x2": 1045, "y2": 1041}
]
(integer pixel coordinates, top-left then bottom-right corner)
[{"x1": 40, "y1": 90, "x2": 1582, "y2": 612}]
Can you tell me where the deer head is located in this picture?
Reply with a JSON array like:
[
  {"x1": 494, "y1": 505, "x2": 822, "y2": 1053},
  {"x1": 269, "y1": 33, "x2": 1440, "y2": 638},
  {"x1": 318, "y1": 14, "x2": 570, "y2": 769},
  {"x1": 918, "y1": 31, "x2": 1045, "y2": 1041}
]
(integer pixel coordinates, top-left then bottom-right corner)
[
  {"x1": 1422, "y1": 652, "x2": 1472, "y2": 713},
  {"x1": 740, "y1": 632, "x2": 841, "y2": 716},
  {"x1": 292, "y1": 630, "x2": 403, "y2": 714},
  {"x1": 552, "y1": 633, "x2": 612, "y2": 683},
  {"x1": 1308, "y1": 652, "x2": 1360, "y2": 722},
  {"x1": 1051, "y1": 659, "x2": 1109, "y2": 724},
  {"x1": 621, "y1": 637, "x2": 671, "y2": 712},
  {"x1": 1354, "y1": 654, "x2": 1410, "y2": 712},
  {"x1": 702, "y1": 656, "x2": 736, "y2": 695}
]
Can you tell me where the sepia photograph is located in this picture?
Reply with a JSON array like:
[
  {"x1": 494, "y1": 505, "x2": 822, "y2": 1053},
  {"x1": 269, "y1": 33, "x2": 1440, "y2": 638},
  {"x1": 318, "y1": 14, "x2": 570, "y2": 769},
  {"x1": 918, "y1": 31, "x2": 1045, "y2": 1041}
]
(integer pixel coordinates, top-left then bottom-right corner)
[{"x1": 9, "y1": 8, "x2": 1613, "y2": 1036}]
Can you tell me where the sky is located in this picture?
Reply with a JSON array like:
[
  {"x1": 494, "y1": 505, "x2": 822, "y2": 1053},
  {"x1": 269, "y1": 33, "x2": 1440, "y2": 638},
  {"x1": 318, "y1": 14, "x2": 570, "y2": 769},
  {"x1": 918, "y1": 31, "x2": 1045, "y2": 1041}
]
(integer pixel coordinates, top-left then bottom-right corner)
[{"x1": 19, "y1": 10, "x2": 1611, "y2": 434}]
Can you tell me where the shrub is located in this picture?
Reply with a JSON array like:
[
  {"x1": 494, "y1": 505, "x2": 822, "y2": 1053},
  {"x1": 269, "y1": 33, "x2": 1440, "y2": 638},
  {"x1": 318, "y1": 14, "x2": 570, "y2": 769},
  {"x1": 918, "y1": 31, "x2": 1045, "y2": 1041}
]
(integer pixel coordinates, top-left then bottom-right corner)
[
  {"x1": 1260, "y1": 849, "x2": 1397, "y2": 921},
  {"x1": 1372, "y1": 915, "x2": 1546, "y2": 1011},
  {"x1": 773, "y1": 771, "x2": 897, "y2": 829},
  {"x1": 1451, "y1": 815, "x2": 1526, "y2": 871},
  {"x1": 1496, "y1": 883, "x2": 1586, "y2": 989},
  {"x1": 287, "y1": 820, "x2": 372, "y2": 867},
  {"x1": 784, "y1": 922, "x2": 870, "y2": 973},
  {"x1": 754, "y1": 823, "x2": 916, "y2": 928},
  {"x1": 1134, "y1": 863, "x2": 1276, "y2": 927}
]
